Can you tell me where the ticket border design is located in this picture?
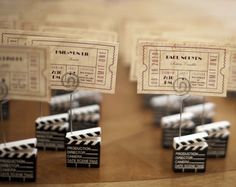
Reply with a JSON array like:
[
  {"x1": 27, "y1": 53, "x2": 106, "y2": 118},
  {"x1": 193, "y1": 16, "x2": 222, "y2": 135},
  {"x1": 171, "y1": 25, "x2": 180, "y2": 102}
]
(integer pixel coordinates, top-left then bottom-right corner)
[
  {"x1": 138, "y1": 43, "x2": 228, "y2": 96},
  {"x1": 0, "y1": 31, "x2": 118, "y2": 93},
  {"x1": 0, "y1": 45, "x2": 50, "y2": 101}
]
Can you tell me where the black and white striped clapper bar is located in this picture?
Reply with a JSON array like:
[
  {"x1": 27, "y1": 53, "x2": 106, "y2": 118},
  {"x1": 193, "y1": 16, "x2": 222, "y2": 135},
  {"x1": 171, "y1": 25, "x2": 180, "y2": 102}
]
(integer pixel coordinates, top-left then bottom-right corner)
[
  {"x1": 35, "y1": 105, "x2": 100, "y2": 151},
  {"x1": 184, "y1": 102, "x2": 215, "y2": 126},
  {"x1": 66, "y1": 127, "x2": 101, "y2": 168},
  {"x1": 173, "y1": 132, "x2": 208, "y2": 172},
  {"x1": 35, "y1": 113, "x2": 69, "y2": 151},
  {"x1": 196, "y1": 121, "x2": 230, "y2": 158},
  {"x1": 0, "y1": 138, "x2": 37, "y2": 182},
  {"x1": 161, "y1": 112, "x2": 195, "y2": 148}
]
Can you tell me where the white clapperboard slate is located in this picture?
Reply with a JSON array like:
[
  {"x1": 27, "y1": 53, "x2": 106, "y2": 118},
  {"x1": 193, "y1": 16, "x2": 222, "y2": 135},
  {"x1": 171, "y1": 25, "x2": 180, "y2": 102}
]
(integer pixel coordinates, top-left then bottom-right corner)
[
  {"x1": 161, "y1": 112, "x2": 195, "y2": 148},
  {"x1": 66, "y1": 127, "x2": 101, "y2": 168},
  {"x1": 196, "y1": 121, "x2": 230, "y2": 158},
  {"x1": 0, "y1": 138, "x2": 37, "y2": 182},
  {"x1": 35, "y1": 105, "x2": 100, "y2": 151},
  {"x1": 173, "y1": 132, "x2": 208, "y2": 172},
  {"x1": 184, "y1": 102, "x2": 215, "y2": 126},
  {"x1": 35, "y1": 113, "x2": 69, "y2": 151}
]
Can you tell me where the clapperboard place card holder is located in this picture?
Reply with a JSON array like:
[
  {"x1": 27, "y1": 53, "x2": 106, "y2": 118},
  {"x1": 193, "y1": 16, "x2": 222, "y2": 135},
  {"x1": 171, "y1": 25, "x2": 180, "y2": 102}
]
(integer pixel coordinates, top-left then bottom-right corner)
[
  {"x1": 0, "y1": 138, "x2": 37, "y2": 182},
  {"x1": 66, "y1": 127, "x2": 101, "y2": 168},
  {"x1": 173, "y1": 132, "x2": 208, "y2": 173},
  {"x1": 35, "y1": 113, "x2": 69, "y2": 151},
  {"x1": 161, "y1": 112, "x2": 195, "y2": 148},
  {"x1": 184, "y1": 102, "x2": 216, "y2": 126},
  {"x1": 196, "y1": 121, "x2": 230, "y2": 158},
  {"x1": 35, "y1": 105, "x2": 100, "y2": 151}
]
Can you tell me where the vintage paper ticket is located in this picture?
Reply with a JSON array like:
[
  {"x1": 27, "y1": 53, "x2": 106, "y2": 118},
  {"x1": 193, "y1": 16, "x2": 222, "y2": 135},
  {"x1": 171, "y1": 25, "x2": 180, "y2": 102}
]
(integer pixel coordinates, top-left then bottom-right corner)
[
  {"x1": 0, "y1": 29, "x2": 119, "y2": 93},
  {"x1": 0, "y1": 16, "x2": 18, "y2": 29},
  {"x1": 0, "y1": 45, "x2": 50, "y2": 101},
  {"x1": 120, "y1": 21, "x2": 185, "y2": 67},
  {"x1": 38, "y1": 26, "x2": 117, "y2": 42},
  {"x1": 45, "y1": 13, "x2": 116, "y2": 31},
  {"x1": 161, "y1": 30, "x2": 236, "y2": 92},
  {"x1": 228, "y1": 49, "x2": 236, "y2": 91},
  {"x1": 137, "y1": 41, "x2": 230, "y2": 97},
  {"x1": 130, "y1": 35, "x2": 165, "y2": 81}
]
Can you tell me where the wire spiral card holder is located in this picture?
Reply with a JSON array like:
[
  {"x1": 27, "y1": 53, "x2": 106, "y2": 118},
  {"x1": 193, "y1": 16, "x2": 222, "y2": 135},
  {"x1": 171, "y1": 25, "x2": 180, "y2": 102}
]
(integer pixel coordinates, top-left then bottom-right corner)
[
  {"x1": 172, "y1": 77, "x2": 192, "y2": 137},
  {"x1": 60, "y1": 72, "x2": 101, "y2": 168},
  {"x1": 172, "y1": 77, "x2": 209, "y2": 173}
]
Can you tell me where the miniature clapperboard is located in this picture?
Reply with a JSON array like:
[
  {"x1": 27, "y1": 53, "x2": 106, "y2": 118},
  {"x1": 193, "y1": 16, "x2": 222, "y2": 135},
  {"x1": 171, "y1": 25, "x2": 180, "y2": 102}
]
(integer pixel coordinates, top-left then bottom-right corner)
[
  {"x1": 173, "y1": 132, "x2": 208, "y2": 172},
  {"x1": 35, "y1": 105, "x2": 100, "y2": 151},
  {"x1": 50, "y1": 91, "x2": 102, "y2": 114},
  {"x1": 184, "y1": 102, "x2": 215, "y2": 126},
  {"x1": 161, "y1": 112, "x2": 195, "y2": 148},
  {"x1": 0, "y1": 138, "x2": 37, "y2": 182},
  {"x1": 196, "y1": 121, "x2": 230, "y2": 157},
  {"x1": 66, "y1": 127, "x2": 101, "y2": 168}
]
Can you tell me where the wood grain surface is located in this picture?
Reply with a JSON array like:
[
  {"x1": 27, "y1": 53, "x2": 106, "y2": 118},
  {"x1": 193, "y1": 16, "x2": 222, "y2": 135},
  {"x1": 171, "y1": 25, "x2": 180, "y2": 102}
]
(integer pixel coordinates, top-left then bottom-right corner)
[{"x1": 1, "y1": 61, "x2": 236, "y2": 186}]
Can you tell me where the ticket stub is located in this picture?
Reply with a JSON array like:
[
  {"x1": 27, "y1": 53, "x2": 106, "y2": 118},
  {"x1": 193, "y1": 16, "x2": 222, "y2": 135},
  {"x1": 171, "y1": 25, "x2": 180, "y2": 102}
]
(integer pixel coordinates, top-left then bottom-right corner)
[
  {"x1": 130, "y1": 35, "x2": 164, "y2": 81},
  {"x1": 228, "y1": 49, "x2": 236, "y2": 91},
  {"x1": 0, "y1": 30, "x2": 119, "y2": 93},
  {"x1": 38, "y1": 26, "x2": 118, "y2": 42},
  {"x1": 0, "y1": 45, "x2": 50, "y2": 101},
  {"x1": 137, "y1": 41, "x2": 230, "y2": 96},
  {"x1": 0, "y1": 16, "x2": 18, "y2": 29}
]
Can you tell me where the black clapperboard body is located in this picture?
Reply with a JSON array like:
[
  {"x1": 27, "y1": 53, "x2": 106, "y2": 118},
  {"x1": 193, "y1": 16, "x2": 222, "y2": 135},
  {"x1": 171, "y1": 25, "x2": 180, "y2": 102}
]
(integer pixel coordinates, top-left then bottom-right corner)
[
  {"x1": 35, "y1": 113, "x2": 69, "y2": 151},
  {"x1": 0, "y1": 138, "x2": 37, "y2": 182},
  {"x1": 161, "y1": 112, "x2": 195, "y2": 148},
  {"x1": 184, "y1": 102, "x2": 215, "y2": 126},
  {"x1": 35, "y1": 105, "x2": 100, "y2": 151},
  {"x1": 66, "y1": 127, "x2": 101, "y2": 168},
  {"x1": 173, "y1": 132, "x2": 208, "y2": 172},
  {"x1": 196, "y1": 121, "x2": 230, "y2": 158},
  {"x1": 50, "y1": 91, "x2": 102, "y2": 115}
]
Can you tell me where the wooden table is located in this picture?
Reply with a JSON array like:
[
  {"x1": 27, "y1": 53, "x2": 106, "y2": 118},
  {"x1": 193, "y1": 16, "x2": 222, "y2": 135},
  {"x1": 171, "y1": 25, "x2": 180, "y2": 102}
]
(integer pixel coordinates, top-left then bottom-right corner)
[{"x1": 1, "y1": 62, "x2": 236, "y2": 187}]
